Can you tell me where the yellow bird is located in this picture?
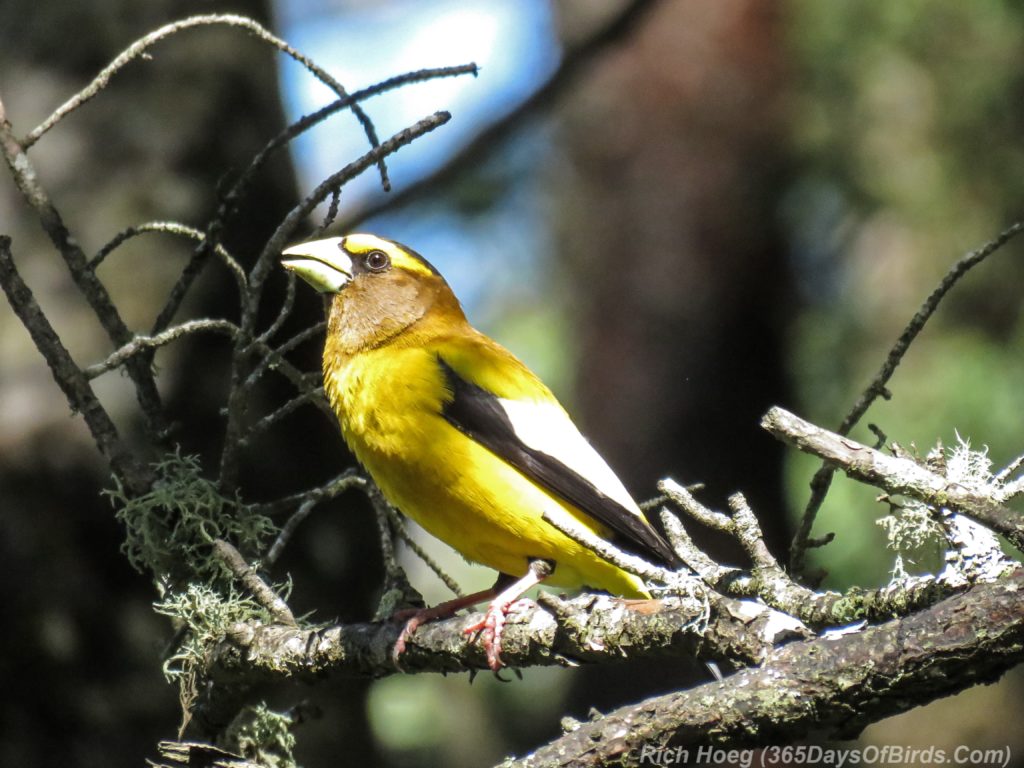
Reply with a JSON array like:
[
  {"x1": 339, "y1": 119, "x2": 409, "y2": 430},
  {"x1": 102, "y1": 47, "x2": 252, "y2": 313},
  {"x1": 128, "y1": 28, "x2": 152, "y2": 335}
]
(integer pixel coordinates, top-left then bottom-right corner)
[{"x1": 282, "y1": 234, "x2": 679, "y2": 670}]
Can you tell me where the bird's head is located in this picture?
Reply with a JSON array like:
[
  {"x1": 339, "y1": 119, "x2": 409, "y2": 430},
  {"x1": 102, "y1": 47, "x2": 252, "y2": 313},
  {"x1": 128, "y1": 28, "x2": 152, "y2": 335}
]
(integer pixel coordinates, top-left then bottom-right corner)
[{"x1": 282, "y1": 234, "x2": 462, "y2": 353}]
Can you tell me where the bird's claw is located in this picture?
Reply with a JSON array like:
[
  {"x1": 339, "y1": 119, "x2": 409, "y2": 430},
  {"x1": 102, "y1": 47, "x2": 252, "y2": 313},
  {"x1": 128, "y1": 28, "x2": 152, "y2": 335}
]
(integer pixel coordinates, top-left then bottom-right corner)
[
  {"x1": 463, "y1": 598, "x2": 535, "y2": 671},
  {"x1": 392, "y1": 614, "x2": 425, "y2": 669}
]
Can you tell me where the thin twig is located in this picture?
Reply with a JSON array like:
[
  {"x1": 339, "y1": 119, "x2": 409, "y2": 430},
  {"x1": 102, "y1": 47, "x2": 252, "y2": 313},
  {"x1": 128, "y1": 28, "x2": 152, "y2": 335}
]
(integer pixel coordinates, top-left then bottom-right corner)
[
  {"x1": 243, "y1": 321, "x2": 326, "y2": 390},
  {"x1": 315, "y1": 187, "x2": 342, "y2": 238},
  {"x1": 85, "y1": 319, "x2": 239, "y2": 379},
  {"x1": 538, "y1": 510, "x2": 688, "y2": 591},
  {"x1": 367, "y1": 488, "x2": 404, "y2": 583},
  {"x1": 255, "y1": 273, "x2": 297, "y2": 346},
  {"x1": 213, "y1": 538, "x2": 296, "y2": 626},
  {"x1": 219, "y1": 111, "x2": 453, "y2": 491},
  {"x1": 132, "y1": 73, "x2": 476, "y2": 355},
  {"x1": 23, "y1": 13, "x2": 389, "y2": 192},
  {"x1": 91, "y1": 221, "x2": 247, "y2": 292},
  {"x1": 658, "y1": 508, "x2": 736, "y2": 583},
  {"x1": 248, "y1": 471, "x2": 365, "y2": 519},
  {"x1": 382, "y1": 505, "x2": 463, "y2": 598},
  {"x1": 727, "y1": 493, "x2": 780, "y2": 570},
  {"x1": 211, "y1": 64, "x2": 477, "y2": 252},
  {"x1": 237, "y1": 388, "x2": 329, "y2": 449},
  {"x1": 1, "y1": 96, "x2": 168, "y2": 437},
  {"x1": 263, "y1": 499, "x2": 318, "y2": 568},
  {"x1": 790, "y1": 220, "x2": 1024, "y2": 573},
  {"x1": 242, "y1": 337, "x2": 333, "y2": 418},
  {"x1": 246, "y1": 110, "x2": 453, "y2": 307},
  {"x1": 993, "y1": 452, "x2": 1024, "y2": 487},
  {"x1": 0, "y1": 237, "x2": 150, "y2": 492},
  {"x1": 658, "y1": 478, "x2": 734, "y2": 533},
  {"x1": 339, "y1": 0, "x2": 661, "y2": 228}
]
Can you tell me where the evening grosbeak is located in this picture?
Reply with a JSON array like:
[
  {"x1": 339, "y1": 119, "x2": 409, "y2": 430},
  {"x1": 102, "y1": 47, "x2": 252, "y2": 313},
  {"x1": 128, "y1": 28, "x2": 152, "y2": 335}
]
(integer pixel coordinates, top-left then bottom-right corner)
[{"x1": 282, "y1": 234, "x2": 679, "y2": 670}]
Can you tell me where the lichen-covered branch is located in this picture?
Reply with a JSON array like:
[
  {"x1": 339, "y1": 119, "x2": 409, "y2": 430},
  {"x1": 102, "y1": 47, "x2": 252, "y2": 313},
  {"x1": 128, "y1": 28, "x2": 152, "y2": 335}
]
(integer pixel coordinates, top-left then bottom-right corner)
[
  {"x1": 763, "y1": 406, "x2": 1024, "y2": 551},
  {"x1": 655, "y1": 475, "x2": 982, "y2": 628},
  {"x1": 206, "y1": 591, "x2": 804, "y2": 686},
  {"x1": 506, "y1": 569, "x2": 1024, "y2": 768},
  {"x1": 790, "y1": 219, "x2": 1024, "y2": 573},
  {"x1": 213, "y1": 539, "x2": 296, "y2": 627}
]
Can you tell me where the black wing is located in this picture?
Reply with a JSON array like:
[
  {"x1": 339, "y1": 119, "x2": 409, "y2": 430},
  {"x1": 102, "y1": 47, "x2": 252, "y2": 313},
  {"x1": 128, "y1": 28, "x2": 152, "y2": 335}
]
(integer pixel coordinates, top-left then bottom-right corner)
[{"x1": 438, "y1": 358, "x2": 681, "y2": 568}]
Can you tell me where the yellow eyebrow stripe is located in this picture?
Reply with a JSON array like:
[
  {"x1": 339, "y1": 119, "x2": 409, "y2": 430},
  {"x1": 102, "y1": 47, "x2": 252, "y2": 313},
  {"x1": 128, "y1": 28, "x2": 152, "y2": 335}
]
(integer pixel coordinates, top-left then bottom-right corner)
[{"x1": 342, "y1": 233, "x2": 437, "y2": 277}]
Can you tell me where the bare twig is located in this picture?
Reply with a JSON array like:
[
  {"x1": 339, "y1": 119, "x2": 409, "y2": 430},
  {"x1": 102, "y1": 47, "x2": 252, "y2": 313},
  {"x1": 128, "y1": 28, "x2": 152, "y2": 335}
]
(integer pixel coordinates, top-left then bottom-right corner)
[
  {"x1": 212, "y1": 65, "x2": 477, "y2": 250},
  {"x1": 790, "y1": 220, "x2": 1024, "y2": 573},
  {"x1": 658, "y1": 478, "x2": 734, "y2": 533},
  {"x1": 367, "y1": 486, "x2": 404, "y2": 585},
  {"x1": 85, "y1": 319, "x2": 239, "y2": 379},
  {"x1": 213, "y1": 539, "x2": 296, "y2": 626},
  {"x1": 237, "y1": 388, "x2": 329, "y2": 448},
  {"x1": 255, "y1": 273, "x2": 296, "y2": 346},
  {"x1": 249, "y1": 471, "x2": 365, "y2": 520},
  {"x1": 135, "y1": 76, "x2": 477, "y2": 364},
  {"x1": 658, "y1": 508, "x2": 736, "y2": 583},
  {"x1": 145, "y1": 67, "x2": 473, "y2": 368},
  {"x1": 381, "y1": 505, "x2": 464, "y2": 598},
  {"x1": 219, "y1": 111, "x2": 453, "y2": 490},
  {"x1": 339, "y1": 0, "x2": 662, "y2": 228},
  {"x1": 0, "y1": 237, "x2": 150, "y2": 492},
  {"x1": 538, "y1": 510, "x2": 688, "y2": 591},
  {"x1": 23, "y1": 13, "x2": 389, "y2": 193},
  {"x1": 239, "y1": 338, "x2": 333, "y2": 421},
  {"x1": 993, "y1": 452, "x2": 1024, "y2": 485},
  {"x1": 242, "y1": 321, "x2": 326, "y2": 390},
  {"x1": 246, "y1": 111, "x2": 453, "y2": 307},
  {"x1": 263, "y1": 499, "x2": 318, "y2": 568},
  {"x1": 1, "y1": 96, "x2": 168, "y2": 437},
  {"x1": 91, "y1": 221, "x2": 247, "y2": 292}
]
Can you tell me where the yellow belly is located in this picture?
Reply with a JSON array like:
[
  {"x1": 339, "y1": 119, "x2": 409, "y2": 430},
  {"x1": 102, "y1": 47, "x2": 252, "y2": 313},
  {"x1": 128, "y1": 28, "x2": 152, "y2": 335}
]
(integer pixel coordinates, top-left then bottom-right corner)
[{"x1": 324, "y1": 346, "x2": 649, "y2": 598}]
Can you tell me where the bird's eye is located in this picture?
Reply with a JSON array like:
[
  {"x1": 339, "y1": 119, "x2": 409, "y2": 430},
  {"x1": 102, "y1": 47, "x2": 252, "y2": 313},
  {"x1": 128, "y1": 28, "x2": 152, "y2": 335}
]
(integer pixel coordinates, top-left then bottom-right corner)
[{"x1": 364, "y1": 250, "x2": 390, "y2": 272}]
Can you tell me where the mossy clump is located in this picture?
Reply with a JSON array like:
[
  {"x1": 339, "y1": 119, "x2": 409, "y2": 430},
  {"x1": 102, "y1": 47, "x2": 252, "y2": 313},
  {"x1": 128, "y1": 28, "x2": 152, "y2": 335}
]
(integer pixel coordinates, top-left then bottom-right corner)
[{"x1": 107, "y1": 450, "x2": 277, "y2": 585}]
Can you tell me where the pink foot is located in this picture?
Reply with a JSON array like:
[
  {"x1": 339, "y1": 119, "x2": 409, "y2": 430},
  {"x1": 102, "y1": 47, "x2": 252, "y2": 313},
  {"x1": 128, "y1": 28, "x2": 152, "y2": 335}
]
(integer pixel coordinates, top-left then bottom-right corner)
[
  {"x1": 392, "y1": 613, "x2": 424, "y2": 664},
  {"x1": 464, "y1": 598, "x2": 535, "y2": 671},
  {"x1": 389, "y1": 588, "x2": 501, "y2": 667}
]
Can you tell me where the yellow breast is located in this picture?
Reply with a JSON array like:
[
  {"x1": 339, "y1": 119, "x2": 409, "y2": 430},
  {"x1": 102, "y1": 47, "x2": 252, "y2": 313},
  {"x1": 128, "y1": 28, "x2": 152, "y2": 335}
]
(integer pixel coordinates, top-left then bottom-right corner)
[{"x1": 322, "y1": 346, "x2": 649, "y2": 598}]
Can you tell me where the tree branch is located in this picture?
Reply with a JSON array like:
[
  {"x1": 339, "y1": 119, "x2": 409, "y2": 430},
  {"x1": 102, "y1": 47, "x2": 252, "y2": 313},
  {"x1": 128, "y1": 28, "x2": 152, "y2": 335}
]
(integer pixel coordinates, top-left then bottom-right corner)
[
  {"x1": 790, "y1": 219, "x2": 1024, "y2": 573},
  {"x1": 339, "y1": 0, "x2": 663, "y2": 228},
  {"x1": 0, "y1": 237, "x2": 151, "y2": 492},
  {"x1": 206, "y1": 591, "x2": 804, "y2": 686},
  {"x1": 85, "y1": 319, "x2": 240, "y2": 379},
  {"x1": 218, "y1": 110, "x2": 452, "y2": 490},
  {"x1": 21, "y1": 13, "x2": 389, "y2": 193},
  {"x1": 507, "y1": 569, "x2": 1024, "y2": 767},
  {"x1": 763, "y1": 406, "x2": 1024, "y2": 552},
  {"x1": 0, "y1": 95, "x2": 168, "y2": 438}
]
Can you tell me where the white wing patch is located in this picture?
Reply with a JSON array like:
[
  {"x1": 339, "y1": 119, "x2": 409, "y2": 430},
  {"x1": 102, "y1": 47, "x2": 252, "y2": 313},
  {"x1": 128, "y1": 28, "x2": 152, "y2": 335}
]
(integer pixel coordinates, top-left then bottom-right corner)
[{"x1": 497, "y1": 398, "x2": 642, "y2": 517}]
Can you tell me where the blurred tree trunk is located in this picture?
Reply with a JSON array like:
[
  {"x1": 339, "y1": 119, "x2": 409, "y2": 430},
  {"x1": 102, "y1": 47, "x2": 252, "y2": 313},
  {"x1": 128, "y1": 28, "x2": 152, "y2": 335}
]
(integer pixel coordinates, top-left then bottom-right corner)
[
  {"x1": 553, "y1": 0, "x2": 794, "y2": 709},
  {"x1": 0, "y1": 2, "x2": 380, "y2": 765}
]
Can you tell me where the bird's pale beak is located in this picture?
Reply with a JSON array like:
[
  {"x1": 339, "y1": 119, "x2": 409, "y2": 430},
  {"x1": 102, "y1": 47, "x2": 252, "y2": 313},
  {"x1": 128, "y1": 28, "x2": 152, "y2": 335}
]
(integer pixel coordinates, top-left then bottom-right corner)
[{"x1": 281, "y1": 237, "x2": 353, "y2": 293}]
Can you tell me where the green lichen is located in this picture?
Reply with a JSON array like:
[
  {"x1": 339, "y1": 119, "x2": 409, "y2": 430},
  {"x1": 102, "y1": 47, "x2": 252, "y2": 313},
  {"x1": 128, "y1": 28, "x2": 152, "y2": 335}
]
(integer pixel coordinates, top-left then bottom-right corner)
[
  {"x1": 106, "y1": 450, "x2": 277, "y2": 584},
  {"x1": 222, "y1": 703, "x2": 299, "y2": 768},
  {"x1": 153, "y1": 582, "x2": 275, "y2": 722}
]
